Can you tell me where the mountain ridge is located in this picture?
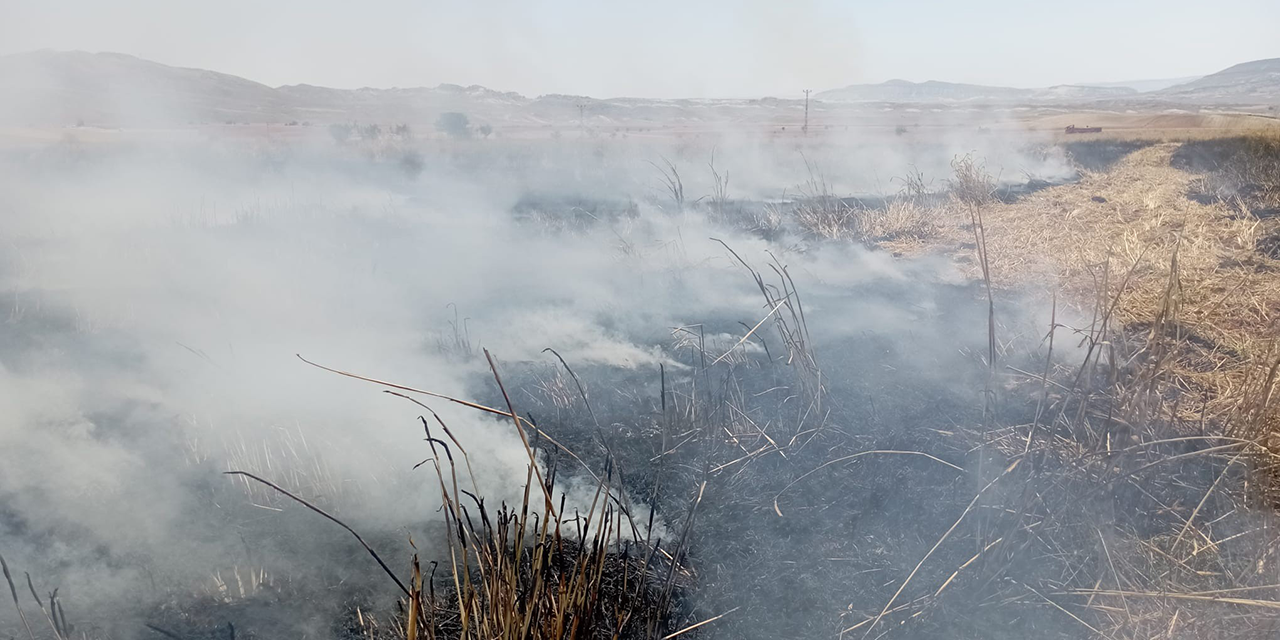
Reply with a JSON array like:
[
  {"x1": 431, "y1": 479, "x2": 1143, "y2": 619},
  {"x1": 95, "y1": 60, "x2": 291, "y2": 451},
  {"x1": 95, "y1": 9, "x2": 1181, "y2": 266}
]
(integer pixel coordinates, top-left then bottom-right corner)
[
  {"x1": 2, "y1": 50, "x2": 1277, "y2": 127},
  {"x1": 815, "y1": 79, "x2": 1140, "y2": 103},
  {"x1": 1154, "y1": 58, "x2": 1280, "y2": 103}
]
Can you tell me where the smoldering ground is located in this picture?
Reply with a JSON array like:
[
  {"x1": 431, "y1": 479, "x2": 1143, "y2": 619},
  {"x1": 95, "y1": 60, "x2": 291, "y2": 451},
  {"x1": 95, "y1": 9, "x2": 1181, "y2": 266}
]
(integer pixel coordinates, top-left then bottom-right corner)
[{"x1": 2, "y1": 127, "x2": 1268, "y2": 640}]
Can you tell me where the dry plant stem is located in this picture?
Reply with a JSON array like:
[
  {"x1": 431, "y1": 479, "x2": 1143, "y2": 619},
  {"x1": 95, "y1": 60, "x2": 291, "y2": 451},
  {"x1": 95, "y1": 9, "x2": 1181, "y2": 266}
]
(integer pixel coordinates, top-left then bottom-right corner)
[
  {"x1": 1026, "y1": 291, "x2": 1057, "y2": 454},
  {"x1": 994, "y1": 441, "x2": 1257, "y2": 591},
  {"x1": 302, "y1": 353, "x2": 674, "y2": 636},
  {"x1": 660, "y1": 606, "x2": 739, "y2": 639},
  {"x1": 649, "y1": 158, "x2": 685, "y2": 209},
  {"x1": 144, "y1": 624, "x2": 190, "y2": 640},
  {"x1": 298, "y1": 354, "x2": 596, "y2": 481},
  {"x1": 651, "y1": 481, "x2": 705, "y2": 640},
  {"x1": 933, "y1": 537, "x2": 1003, "y2": 598},
  {"x1": 384, "y1": 392, "x2": 482, "y2": 496},
  {"x1": 773, "y1": 450, "x2": 965, "y2": 517},
  {"x1": 405, "y1": 557, "x2": 421, "y2": 640},
  {"x1": 0, "y1": 553, "x2": 35, "y2": 640},
  {"x1": 710, "y1": 296, "x2": 792, "y2": 366},
  {"x1": 300, "y1": 354, "x2": 592, "y2": 473},
  {"x1": 297, "y1": 354, "x2": 503, "y2": 415},
  {"x1": 1061, "y1": 589, "x2": 1280, "y2": 610},
  {"x1": 1095, "y1": 528, "x2": 1132, "y2": 623},
  {"x1": 1171, "y1": 452, "x2": 1243, "y2": 550},
  {"x1": 858, "y1": 459, "x2": 1020, "y2": 640},
  {"x1": 710, "y1": 238, "x2": 823, "y2": 407},
  {"x1": 222, "y1": 470, "x2": 411, "y2": 597},
  {"x1": 542, "y1": 347, "x2": 600, "y2": 428},
  {"x1": 1013, "y1": 580, "x2": 1105, "y2": 637},
  {"x1": 483, "y1": 348, "x2": 557, "y2": 518},
  {"x1": 24, "y1": 573, "x2": 63, "y2": 640},
  {"x1": 543, "y1": 347, "x2": 644, "y2": 541},
  {"x1": 416, "y1": 433, "x2": 470, "y2": 637}
]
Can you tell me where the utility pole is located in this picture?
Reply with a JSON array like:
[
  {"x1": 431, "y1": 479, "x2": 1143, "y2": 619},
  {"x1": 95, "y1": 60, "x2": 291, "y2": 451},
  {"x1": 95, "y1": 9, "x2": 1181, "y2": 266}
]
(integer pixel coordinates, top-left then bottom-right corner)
[
  {"x1": 802, "y1": 89, "x2": 812, "y2": 136},
  {"x1": 576, "y1": 103, "x2": 587, "y2": 133}
]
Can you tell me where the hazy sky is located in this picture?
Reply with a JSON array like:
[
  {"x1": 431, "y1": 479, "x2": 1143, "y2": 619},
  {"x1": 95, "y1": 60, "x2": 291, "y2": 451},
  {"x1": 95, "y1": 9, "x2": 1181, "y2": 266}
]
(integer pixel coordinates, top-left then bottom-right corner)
[{"x1": 3, "y1": 0, "x2": 1278, "y2": 98}]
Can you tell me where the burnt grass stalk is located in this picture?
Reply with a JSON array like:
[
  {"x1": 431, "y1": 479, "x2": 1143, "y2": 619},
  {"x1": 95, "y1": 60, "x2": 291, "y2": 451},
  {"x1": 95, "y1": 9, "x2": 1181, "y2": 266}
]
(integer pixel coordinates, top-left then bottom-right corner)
[
  {"x1": 7, "y1": 139, "x2": 1279, "y2": 640},
  {"x1": 243, "y1": 235, "x2": 1276, "y2": 639}
]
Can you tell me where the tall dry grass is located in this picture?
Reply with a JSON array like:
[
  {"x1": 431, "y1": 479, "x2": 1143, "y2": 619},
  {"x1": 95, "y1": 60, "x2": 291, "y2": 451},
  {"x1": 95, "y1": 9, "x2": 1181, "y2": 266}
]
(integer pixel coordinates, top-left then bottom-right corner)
[{"x1": 790, "y1": 159, "x2": 940, "y2": 243}]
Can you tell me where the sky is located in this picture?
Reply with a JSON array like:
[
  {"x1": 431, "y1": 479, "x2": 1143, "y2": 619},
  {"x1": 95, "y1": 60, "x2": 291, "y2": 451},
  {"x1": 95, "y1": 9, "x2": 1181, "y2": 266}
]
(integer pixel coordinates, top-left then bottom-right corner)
[{"x1": 2, "y1": 0, "x2": 1278, "y2": 98}]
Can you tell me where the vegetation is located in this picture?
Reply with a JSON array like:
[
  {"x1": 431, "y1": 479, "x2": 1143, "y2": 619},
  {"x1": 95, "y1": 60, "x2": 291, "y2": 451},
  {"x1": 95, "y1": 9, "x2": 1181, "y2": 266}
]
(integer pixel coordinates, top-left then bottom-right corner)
[
  {"x1": 436, "y1": 113, "x2": 471, "y2": 139},
  {"x1": 249, "y1": 134, "x2": 1279, "y2": 638},
  {"x1": 5, "y1": 131, "x2": 1279, "y2": 640}
]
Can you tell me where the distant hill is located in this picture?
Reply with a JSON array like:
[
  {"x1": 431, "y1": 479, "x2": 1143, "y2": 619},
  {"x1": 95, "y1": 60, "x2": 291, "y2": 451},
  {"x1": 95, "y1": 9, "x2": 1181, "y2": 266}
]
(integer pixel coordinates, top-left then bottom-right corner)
[
  {"x1": 0, "y1": 50, "x2": 541, "y2": 127},
  {"x1": 3, "y1": 50, "x2": 1278, "y2": 128},
  {"x1": 1078, "y1": 76, "x2": 1203, "y2": 93},
  {"x1": 818, "y1": 60, "x2": 1280, "y2": 106},
  {"x1": 1155, "y1": 58, "x2": 1280, "y2": 104},
  {"x1": 815, "y1": 79, "x2": 1135, "y2": 103},
  {"x1": 816, "y1": 79, "x2": 1024, "y2": 103},
  {"x1": 1035, "y1": 85, "x2": 1138, "y2": 100},
  {"x1": 0, "y1": 50, "x2": 291, "y2": 125},
  {"x1": 0, "y1": 50, "x2": 798, "y2": 128}
]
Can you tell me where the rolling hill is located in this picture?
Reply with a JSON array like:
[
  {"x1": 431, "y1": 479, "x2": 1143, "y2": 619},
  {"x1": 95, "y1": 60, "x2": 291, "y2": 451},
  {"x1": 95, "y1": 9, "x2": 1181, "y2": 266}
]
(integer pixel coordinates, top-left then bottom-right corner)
[
  {"x1": 0, "y1": 50, "x2": 541, "y2": 127},
  {"x1": 0, "y1": 50, "x2": 290, "y2": 125},
  {"x1": 2, "y1": 50, "x2": 1277, "y2": 128},
  {"x1": 1155, "y1": 58, "x2": 1280, "y2": 104},
  {"x1": 815, "y1": 79, "x2": 1136, "y2": 103}
]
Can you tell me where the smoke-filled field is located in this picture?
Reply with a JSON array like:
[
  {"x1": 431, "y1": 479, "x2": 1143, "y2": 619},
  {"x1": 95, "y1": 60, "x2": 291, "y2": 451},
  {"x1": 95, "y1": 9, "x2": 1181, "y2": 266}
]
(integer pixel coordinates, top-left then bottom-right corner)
[{"x1": 2, "y1": 122, "x2": 1280, "y2": 640}]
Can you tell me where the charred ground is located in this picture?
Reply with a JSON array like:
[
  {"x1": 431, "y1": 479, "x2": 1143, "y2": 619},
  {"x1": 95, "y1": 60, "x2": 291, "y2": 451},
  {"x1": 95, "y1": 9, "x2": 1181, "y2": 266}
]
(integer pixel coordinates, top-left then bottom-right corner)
[{"x1": 2, "y1": 129, "x2": 1280, "y2": 640}]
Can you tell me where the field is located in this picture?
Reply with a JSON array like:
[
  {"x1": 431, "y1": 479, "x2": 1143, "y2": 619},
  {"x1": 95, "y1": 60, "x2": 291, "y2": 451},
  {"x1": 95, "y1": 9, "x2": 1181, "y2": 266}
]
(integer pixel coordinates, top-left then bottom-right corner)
[{"x1": 1, "y1": 112, "x2": 1279, "y2": 640}]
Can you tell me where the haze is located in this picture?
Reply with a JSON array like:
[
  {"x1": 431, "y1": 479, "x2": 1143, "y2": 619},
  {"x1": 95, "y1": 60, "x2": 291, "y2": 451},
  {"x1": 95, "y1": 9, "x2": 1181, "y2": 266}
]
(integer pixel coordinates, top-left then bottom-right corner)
[{"x1": 3, "y1": 0, "x2": 1278, "y2": 97}]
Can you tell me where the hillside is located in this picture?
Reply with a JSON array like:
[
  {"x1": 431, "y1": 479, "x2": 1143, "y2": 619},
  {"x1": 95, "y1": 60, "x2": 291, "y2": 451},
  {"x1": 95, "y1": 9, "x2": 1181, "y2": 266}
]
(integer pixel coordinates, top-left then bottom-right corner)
[
  {"x1": 0, "y1": 50, "x2": 801, "y2": 128},
  {"x1": 0, "y1": 50, "x2": 292, "y2": 125},
  {"x1": 3, "y1": 50, "x2": 1278, "y2": 128},
  {"x1": 0, "y1": 50, "x2": 543, "y2": 127},
  {"x1": 1156, "y1": 58, "x2": 1280, "y2": 104},
  {"x1": 817, "y1": 79, "x2": 1025, "y2": 103},
  {"x1": 1079, "y1": 76, "x2": 1203, "y2": 93},
  {"x1": 819, "y1": 59, "x2": 1280, "y2": 106},
  {"x1": 816, "y1": 79, "x2": 1136, "y2": 103}
]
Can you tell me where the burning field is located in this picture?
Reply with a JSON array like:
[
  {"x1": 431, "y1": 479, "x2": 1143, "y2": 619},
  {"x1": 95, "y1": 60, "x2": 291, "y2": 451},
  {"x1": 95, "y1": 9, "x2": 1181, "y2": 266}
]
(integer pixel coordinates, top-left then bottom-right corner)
[{"x1": 2, "y1": 124, "x2": 1279, "y2": 640}]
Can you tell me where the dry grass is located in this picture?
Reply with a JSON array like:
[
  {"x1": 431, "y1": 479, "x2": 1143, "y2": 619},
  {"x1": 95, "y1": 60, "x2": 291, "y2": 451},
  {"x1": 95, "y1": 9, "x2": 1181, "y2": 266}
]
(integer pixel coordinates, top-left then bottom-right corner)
[
  {"x1": 12, "y1": 132, "x2": 1275, "y2": 640},
  {"x1": 859, "y1": 198, "x2": 940, "y2": 243},
  {"x1": 193, "y1": 132, "x2": 1279, "y2": 640},
  {"x1": 162, "y1": 134, "x2": 1280, "y2": 640},
  {"x1": 233, "y1": 353, "x2": 699, "y2": 640},
  {"x1": 789, "y1": 160, "x2": 941, "y2": 244},
  {"x1": 916, "y1": 138, "x2": 1280, "y2": 440},
  {"x1": 1180, "y1": 132, "x2": 1280, "y2": 214},
  {"x1": 830, "y1": 134, "x2": 1280, "y2": 637},
  {"x1": 270, "y1": 145, "x2": 1280, "y2": 636},
  {"x1": 404, "y1": 423, "x2": 680, "y2": 640}
]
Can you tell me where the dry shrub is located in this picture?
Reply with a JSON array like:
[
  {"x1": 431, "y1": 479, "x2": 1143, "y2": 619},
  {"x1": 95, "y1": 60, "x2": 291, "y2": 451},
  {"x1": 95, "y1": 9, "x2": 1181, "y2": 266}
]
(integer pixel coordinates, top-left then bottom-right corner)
[
  {"x1": 975, "y1": 251, "x2": 1280, "y2": 639},
  {"x1": 1178, "y1": 131, "x2": 1280, "y2": 215},
  {"x1": 874, "y1": 139, "x2": 1280, "y2": 636},
  {"x1": 211, "y1": 223, "x2": 1279, "y2": 640},
  {"x1": 83, "y1": 139, "x2": 1277, "y2": 640},
  {"x1": 1257, "y1": 227, "x2": 1280, "y2": 260},
  {"x1": 947, "y1": 153, "x2": 997, "y2": 208},
  {"x1": 232, "y1": 354, "x2": 694, "y2": 640},
  {"x1": 747, "y1": 203, "x2": 786, "y2": 238},
  {"x1": 409, "y1": 451, "x2": 679, "y2": 640},
  {"x1": 791, "y1": 196, "x2": 857, "y2": 240},
  {"x1": 791, "y1": 157, "x2": 940, "y2": 242},
  {"x1": 791, "y1": 157, "x2": 854, "y2": 240},
  {"x1": 1062, "y1": 139, "x2": 1156, "y2": 173},
  {"x1": 860, "y1": 198, "x2": 939, "y2": 241},
  {"x1": 917, "y1": 142, "x2": 1278, "y2": 425}
]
